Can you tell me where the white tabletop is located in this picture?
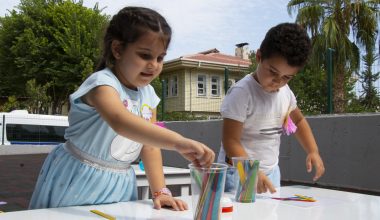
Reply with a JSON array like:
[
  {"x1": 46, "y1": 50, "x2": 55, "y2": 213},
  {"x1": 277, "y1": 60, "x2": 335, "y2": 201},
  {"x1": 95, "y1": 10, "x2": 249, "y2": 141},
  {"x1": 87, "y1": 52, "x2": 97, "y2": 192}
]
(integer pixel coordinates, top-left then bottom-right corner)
[
  {"x1": 132, "y1": 165, "x2": 190, "y2": 176},
  {"x1": 1, "y1": 185, "x2": 379, "y2": 220}
]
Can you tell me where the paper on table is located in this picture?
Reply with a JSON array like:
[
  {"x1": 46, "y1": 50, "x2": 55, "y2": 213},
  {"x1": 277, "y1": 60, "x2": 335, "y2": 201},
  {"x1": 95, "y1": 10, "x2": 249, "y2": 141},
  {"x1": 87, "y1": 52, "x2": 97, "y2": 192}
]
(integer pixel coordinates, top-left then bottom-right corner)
[{"x1": 257, "y1": 192, "x2": 349, "y2": 208}]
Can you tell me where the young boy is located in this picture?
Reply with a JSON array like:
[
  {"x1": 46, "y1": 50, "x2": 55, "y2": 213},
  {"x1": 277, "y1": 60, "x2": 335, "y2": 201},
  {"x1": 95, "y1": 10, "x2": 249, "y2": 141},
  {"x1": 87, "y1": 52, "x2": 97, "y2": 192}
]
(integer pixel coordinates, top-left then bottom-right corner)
[{"x1": 217, "y1": 23, "x2": 325, "y2": 193}]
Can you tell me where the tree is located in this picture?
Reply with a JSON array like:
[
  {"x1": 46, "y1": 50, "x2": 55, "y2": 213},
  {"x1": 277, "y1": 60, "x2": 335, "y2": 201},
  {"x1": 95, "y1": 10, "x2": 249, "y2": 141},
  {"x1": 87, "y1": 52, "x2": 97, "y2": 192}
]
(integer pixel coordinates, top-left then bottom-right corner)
[
  {"x1": 0, "y1": 96, "x2": 26, "y2": 112},
  {"x1": 150, "y1": 78, "x2": 164, "y2": 120},
  {"x1": 357, "y1": 44, "x2": 380, "y2": 111},
  {"x1": 25, "y1": 79, "x2": 52, "y2": 114},
  {"x1": 287, "y1": 0, "x2": 380, "y2": 113},
  {"x1": 0, "y1": 0, "x2": 109, "y2": 114},
  {"x1": 288, "y1": 66, "x2": 328, "y2": 114},
  {"x1": 247, "y1": 50, "x2": 258, "y2": 73}
]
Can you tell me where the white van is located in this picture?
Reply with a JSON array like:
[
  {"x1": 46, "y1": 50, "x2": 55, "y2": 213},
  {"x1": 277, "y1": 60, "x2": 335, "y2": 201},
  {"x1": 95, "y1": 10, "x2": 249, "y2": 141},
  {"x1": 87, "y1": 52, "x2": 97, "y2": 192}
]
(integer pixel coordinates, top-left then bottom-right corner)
[{"x1": 0, "y1": 110, "x2": 68, "y2": 145}]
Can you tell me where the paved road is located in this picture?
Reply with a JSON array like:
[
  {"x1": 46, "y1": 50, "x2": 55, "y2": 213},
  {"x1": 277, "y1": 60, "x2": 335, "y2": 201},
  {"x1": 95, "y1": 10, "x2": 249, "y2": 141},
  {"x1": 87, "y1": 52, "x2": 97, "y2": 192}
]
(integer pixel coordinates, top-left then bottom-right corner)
[{"x1": 0, "y1": 154, "x2": 46, "y2": 211}]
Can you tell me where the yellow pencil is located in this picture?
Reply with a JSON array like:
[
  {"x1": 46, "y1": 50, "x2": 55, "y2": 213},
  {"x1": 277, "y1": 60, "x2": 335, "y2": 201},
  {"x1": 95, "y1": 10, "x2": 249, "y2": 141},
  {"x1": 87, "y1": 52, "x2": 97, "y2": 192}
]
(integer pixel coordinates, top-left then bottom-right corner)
[
  {"x1": 90, "y1": 209, "x2": 116, "y2": 220},
  {"x1": 236, "y1": 161, "x2": 246, "y2": 185},
  {"x1": 294, "y1": 194, "x2": 317, "y2": 202}
]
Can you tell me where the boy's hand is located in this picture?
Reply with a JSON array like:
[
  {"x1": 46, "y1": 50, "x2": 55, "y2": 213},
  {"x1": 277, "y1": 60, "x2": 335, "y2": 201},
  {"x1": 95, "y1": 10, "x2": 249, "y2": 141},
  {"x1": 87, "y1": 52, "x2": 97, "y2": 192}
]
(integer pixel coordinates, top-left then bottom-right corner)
[
  {"x1": 175, "y1": 138, "x2": 215, "y2": 167},
  {"x1": 257, "y1": 171, "x2": 276, "y2": 194},
  {"x1": 153, "y1": 195, "x2": 188, "y2": 211},
  {"x1": 306, "y1": 152, "x2": 325, "y2": 181}
]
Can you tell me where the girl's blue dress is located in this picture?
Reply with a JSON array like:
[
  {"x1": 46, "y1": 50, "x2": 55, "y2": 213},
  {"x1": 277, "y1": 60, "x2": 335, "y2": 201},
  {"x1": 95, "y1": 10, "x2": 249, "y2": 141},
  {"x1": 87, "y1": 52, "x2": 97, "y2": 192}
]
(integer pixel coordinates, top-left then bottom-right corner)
[{"x1": 29, "y1": 68, "x2": 160, "y2": 209}]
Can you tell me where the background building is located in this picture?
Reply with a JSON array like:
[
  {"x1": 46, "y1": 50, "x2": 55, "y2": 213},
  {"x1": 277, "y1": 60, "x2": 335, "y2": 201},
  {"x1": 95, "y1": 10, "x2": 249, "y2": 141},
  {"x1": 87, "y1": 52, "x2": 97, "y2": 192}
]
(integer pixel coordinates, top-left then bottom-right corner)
[{"x1": 161, "y1": 44, "x2": 251, "y2": 119}]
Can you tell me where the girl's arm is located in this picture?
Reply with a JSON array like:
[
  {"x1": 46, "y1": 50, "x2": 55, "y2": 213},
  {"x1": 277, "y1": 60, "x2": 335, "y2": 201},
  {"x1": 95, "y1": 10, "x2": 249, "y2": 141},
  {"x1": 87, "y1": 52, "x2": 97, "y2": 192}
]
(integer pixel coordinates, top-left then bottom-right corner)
[
  {"x1": 140, "y1": 109, "x2": 165, "y2": 195},
  {"x1": 83, "y1": 85, "x2": 214, "y2": 167},
  {"x1": 290, "y1": 107, "x2": 325, "y2": 181},
  {"x1": 141, "y1": 110, "x2": 188, "y2": 211},
  {"x1": 84, "y1": 85, "x2": 182, "y2": 150},
  {"x1": 222, "y1": 118, "x2": 276, "y2": 193}
]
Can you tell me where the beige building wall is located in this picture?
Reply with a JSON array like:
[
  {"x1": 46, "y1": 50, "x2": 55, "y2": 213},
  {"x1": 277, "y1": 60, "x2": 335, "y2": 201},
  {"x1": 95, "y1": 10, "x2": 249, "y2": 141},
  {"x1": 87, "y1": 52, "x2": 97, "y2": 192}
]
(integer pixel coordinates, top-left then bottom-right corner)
[
  {"x1": 187, "y1": 69, "x2": 223, "y2": 113},
  {"x1": 163, "y1": 67, "x2": 248, "y2": 114},
  {"x1": 161, "y1": 58, "x2": 250, "y2": 117},
  {"x1": 163, "y1": 70, "x2": 186, "y2": 112}
]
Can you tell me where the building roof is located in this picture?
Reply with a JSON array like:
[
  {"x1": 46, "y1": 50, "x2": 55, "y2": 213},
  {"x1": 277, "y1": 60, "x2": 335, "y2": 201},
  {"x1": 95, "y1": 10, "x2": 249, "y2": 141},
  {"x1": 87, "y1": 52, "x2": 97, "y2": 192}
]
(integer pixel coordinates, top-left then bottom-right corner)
[{"x1": 167, "y1": 48, "x2": 251, "y2": 67}]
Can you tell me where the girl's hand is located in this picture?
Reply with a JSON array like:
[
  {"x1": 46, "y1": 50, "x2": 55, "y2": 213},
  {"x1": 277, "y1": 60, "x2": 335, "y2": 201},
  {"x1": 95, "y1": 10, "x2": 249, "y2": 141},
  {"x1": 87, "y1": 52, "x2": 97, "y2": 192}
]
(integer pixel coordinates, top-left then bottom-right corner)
[
  {"x1": 175, "y1": 138, "x2": 215, "y2": 167},
  {"x1": 153, "y1": 194, "x2": 188, "y2": 211},
  {"x1": 306, "y1": 152, "x2": 325, "y2": 181},
  {"x1": 257, "y1": 170, "x2": 276, "y2": 194}
]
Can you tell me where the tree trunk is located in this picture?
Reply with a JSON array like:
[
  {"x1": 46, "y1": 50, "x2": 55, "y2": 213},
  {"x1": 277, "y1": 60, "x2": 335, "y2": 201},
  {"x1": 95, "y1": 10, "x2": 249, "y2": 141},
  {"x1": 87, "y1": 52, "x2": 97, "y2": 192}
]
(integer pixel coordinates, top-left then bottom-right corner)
[
  {"x1": 52, "y1": 101, "x2": 59, "y2": 115},
  {"x1": 333, "y1": 65, "x2": 346, "y2": 113}
]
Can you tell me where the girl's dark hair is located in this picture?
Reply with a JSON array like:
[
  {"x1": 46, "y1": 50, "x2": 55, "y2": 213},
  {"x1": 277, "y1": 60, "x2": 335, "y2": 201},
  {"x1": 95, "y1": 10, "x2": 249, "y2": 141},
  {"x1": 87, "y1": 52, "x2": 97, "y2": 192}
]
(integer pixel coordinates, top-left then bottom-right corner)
[
  {"x1": 96, "y1": 7, "x2": 172, "y2": 71},
  {"x1": 259, "y1": 23, "x2": 311, "y2": 67}
]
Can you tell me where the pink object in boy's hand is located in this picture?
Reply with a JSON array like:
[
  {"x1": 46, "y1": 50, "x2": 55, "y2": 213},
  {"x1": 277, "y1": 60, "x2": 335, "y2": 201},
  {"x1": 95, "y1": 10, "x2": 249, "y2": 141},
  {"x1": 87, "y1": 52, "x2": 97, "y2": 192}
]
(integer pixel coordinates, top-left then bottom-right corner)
[
  {"x1": 155, "y1": 121, "x2": 165, "y2": 128},
  {"x1": 283, "y1": 116, "x2": 297, "y2": 135}
]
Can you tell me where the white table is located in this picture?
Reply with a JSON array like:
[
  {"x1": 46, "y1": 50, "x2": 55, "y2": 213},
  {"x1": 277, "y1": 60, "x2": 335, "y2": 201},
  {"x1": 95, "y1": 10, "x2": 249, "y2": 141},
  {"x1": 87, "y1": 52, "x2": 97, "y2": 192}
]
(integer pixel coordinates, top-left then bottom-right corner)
[
  {"x1": 1, "y1": 185, "x2": 379, "y2": 219},
  {"x1": 132, "y1": 165, "x2": 191, "y2": 199}
]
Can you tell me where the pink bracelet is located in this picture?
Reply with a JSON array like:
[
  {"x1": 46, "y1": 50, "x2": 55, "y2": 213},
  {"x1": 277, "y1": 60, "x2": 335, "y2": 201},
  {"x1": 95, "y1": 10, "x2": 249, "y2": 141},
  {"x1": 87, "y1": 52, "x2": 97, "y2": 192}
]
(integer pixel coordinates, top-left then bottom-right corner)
[{"x1": 152, "y1": 187, "x2": 172, "y2": 199}]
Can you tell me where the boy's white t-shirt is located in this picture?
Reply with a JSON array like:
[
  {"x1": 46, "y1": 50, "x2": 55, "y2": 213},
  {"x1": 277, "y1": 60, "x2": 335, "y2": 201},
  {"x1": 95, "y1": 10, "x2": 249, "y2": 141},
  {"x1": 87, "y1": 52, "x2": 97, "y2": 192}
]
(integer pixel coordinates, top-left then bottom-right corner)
[{"x1": 217, "y1": 74, "x2": 297, "y2": 174}]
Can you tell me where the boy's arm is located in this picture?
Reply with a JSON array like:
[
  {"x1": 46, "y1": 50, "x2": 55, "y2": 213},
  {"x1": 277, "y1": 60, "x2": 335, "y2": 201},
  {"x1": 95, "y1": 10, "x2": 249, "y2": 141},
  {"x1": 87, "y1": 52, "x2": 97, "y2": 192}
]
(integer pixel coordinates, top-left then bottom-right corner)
[
  {"x1": 222, "y1": 118, "x2": 276, "y2": 193},
  {"x1": 290, "y1": 108, "x2": 325, "y2": 181},
  {"x1": 222, "y1": 118, "x2": 247, "y2": 158}
]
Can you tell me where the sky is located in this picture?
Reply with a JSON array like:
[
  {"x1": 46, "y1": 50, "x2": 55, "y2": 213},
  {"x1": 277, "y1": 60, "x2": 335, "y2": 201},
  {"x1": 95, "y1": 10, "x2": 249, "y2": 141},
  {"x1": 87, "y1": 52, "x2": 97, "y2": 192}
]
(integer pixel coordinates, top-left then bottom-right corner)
[
  {"x1": 0, "y1": 0, "x2": 295, "y2": 60},
  {"x1": 1, "y1": 0, "x2": 379, "y2": 94}
]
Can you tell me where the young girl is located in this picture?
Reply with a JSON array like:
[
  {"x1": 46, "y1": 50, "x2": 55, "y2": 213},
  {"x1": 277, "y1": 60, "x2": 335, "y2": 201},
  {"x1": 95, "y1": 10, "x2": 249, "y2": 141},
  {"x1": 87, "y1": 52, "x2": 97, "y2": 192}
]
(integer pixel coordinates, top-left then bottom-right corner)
[{"x1": 29, "y1": 6, "x2": 214, "y2": 211}]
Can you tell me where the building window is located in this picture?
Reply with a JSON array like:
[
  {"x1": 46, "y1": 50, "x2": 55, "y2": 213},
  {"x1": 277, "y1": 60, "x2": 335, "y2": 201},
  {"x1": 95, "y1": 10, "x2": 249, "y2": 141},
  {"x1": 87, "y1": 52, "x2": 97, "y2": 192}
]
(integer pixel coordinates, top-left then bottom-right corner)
[
  {"x1": 197, "y1": 75, "x2": 206, "y2": 96},
  {"x1": 211, "y1": 76, "x2": 220, "y2": 96},
  {"x1": 170, "y1": 75, "x2": 178, "y2": 97},
  {"x1": 163, "y1": 78, "x2": 169, "y2": 97}
]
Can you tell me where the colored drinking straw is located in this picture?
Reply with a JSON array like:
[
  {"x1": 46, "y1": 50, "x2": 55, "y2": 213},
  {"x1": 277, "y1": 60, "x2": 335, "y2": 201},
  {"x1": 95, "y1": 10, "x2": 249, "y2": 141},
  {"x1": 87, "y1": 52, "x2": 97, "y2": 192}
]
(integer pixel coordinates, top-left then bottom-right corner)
[
  {"x1": 235, "y1": 159, "x2": 259, "y2": 202},
  {"x1": 192, "y1": 164, "x2": 226, "y2": 220}
]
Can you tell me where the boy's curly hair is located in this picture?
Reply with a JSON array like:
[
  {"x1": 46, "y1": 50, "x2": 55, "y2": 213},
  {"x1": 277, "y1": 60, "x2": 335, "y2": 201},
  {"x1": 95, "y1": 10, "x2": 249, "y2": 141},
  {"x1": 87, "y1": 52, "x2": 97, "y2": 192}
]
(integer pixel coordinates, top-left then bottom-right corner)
[{"x1": 259, "y1": 23, "x2": 311, "y2": 67}]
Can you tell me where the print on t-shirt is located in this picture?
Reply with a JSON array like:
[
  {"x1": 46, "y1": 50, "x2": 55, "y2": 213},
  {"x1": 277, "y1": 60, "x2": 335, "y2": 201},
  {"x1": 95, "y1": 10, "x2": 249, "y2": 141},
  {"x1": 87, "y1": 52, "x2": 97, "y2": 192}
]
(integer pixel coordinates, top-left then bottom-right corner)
[{"x1": 110, "y1": 97, "x2": 148, "y2": 163}]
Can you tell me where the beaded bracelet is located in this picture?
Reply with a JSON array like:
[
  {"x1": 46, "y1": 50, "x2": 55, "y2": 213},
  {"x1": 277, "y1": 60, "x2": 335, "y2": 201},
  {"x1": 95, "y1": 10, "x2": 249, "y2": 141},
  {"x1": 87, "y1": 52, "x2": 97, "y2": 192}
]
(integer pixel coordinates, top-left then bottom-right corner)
[{"x1": 152, "y1": 187, "x2": 172, "y2": 200}]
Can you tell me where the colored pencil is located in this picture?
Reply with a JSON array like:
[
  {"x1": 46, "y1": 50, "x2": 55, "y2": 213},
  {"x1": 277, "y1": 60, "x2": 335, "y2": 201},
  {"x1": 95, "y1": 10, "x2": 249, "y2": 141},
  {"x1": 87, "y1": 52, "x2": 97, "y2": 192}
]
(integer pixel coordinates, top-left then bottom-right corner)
[{"x1": 90, "y1": 210, "x2": 116, "y2": 220}]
